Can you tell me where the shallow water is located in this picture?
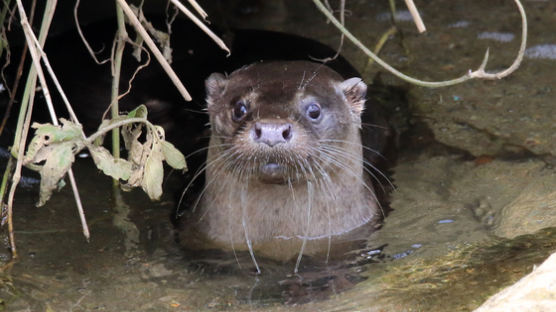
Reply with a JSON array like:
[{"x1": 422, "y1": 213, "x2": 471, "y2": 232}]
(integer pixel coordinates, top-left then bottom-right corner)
[{"x1": 2, "y1": 0, "x2": 556, "y2": 311}]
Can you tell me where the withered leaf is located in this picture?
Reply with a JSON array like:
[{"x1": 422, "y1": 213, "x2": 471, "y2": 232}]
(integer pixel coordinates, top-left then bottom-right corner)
[
  {"x1": 161, "y1": 141, "x2": 186, "y2": 171},
  {"x1": 88, "y1": 144, "x2": 132, "y2": 181},
  {"x1": 141, "y1": 140, "x2": 164, "y2": 200},
  {"x1": 37, "y1": 141, "x2": 76, "y2": 207}
]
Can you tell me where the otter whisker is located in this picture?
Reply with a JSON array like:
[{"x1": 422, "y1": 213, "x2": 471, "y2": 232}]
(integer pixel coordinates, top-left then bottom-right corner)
[
  {"x1": 194, "y1": 151, "x2": 239, "y2": 220},
  {"x1": 228, "y1": 186, "x2": 242, "y2": 269},
  {"x1": 240, "y1": 181, "x2": 261, "y2": 274},
  {"x1": 319, "y1": 138, "x2": 387, "y2": 160},
  {"x1": 294, "y1": 180, "x2": 313, "y2": 274},
  {"x1": 319, "y1": 144, "x2": 388, "y2": 194},
  {"x1": 183, "y1": 143, "x2": 233, "y2": 160},
  {"x1": 311, "y1": 159, "x2": 335, "y2": 264},
  {"x1": 360, "y1": 122, "x2": 389, "y2": 130},
  {"x1": 319, "y1": 142, "x2": 394, "y2": 190},
  {"x1": 180, "y1": 145, "x2": 241, "y2": 213},
  {"x1": 313, "y1": 148, "x2": 384, "y2": 218}
]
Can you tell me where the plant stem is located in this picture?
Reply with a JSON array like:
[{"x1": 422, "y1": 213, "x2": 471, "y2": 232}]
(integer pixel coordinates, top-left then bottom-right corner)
[
  {"x1": 0, "y1": 157, "x2": 14, "y2": 206},
  {"x1": 4, "y1": 0, "x2": 57, "y2": 258},
  {"x1": 111, "y1": 1, "x2": 127, "y2": 187},
  {"x1": 86, "y1": 117, "x2": 152, "y2": 144},
  {"x1": 0, "y1": 0, "x2": 12, "y2": 58},
  {"x1": 12, "y1": 0, "x2": 56, "y2": 153}
]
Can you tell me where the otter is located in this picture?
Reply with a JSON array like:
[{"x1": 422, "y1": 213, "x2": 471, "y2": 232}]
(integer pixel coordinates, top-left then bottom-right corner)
[{"x1": 188, "y1": 61, "x2": 381, "y2": 272}]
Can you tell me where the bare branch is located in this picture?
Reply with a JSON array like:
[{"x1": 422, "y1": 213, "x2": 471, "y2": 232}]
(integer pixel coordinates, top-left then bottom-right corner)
[
  {"x1": 116, "y1": 0, "x2": 192, "y2": 101},
  {"x1": 312, "y1": 0, "x2": 527, "y2": 88},
  {"x1": 73, "y1": 0, "x2": 110, "y2": 65},
  {"x1": 311, "y1": 0, "x2": 345, "y2": 63},
  {"x1": 168, "y1": 0, "x2": 230, "y2": 56},
  {"x1": 186, "y1": 0, "x2": 208, "y2": 21},
  {"x1": 404, "y1": 0, "x2": 426, "y2": 33}
]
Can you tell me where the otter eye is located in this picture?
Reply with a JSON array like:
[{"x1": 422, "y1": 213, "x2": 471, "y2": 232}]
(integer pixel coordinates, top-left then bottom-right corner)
[
  {"x1": 232, "y1": 100, "x2": 248, "y2": 121},
  {"x1": 306, "y1": 102, "x2": 321, "y2": 120}
]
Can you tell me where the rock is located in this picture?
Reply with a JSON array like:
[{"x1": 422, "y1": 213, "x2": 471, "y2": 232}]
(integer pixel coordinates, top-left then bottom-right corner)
[{"x1": 473, "y1": 252, "x2": 556, "y2": 312}]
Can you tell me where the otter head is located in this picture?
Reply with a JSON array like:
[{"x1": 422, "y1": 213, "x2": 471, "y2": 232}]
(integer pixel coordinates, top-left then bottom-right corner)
[{"x1": 204, "y1": 61, "x2": 367, "y2": 184}]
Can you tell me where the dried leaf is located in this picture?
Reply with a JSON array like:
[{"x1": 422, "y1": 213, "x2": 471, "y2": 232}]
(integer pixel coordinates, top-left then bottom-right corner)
[
  {"x1": 37, "y1": 142, "x2": 76, "y2": 207},
  {"x1": 161, "y1": 141, "x2": 186, "y2": 171},
  {"x1": 88, "y1": 145, "x2": 132, "y2": 181},
  {"x1": 141, "y1": 140, "x2": 164, "y2": 200},
  {"x1": 24, "y1": 120, "x2": 82, "y2": 164}
]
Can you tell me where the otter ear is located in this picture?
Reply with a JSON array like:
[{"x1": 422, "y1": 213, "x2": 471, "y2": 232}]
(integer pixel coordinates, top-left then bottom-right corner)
[
  {"x1": 340, "y1": 78, "x2": 367, "y2": 116},
  {"x1": 205, "y1": 73, "x2": 228, "y2": 106}
]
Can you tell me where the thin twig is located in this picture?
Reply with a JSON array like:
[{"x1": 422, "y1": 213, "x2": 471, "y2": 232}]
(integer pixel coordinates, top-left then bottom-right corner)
[
  {"x1": 186, "y1": 0, "x2": 208, "y2": 21},
  {"x1": 469, "y1": 0, "x2": 527, "y2": 79},
  {"x1": 17, "y1": 0, "x2": 90, "y2": 240},
  {"x1": 0, "y1": 0, "x2": 13, "y2": 58},
  {"x1": 5, "y1": 0, "x2": 57, "y2": 257},
  {"x1": 67, "y1": 170, "x2": 89, "y2": 240},
  {"x1": 73, "y1": 0, "x2": 110, "y2": 65},
  {"x1": 0, "y1": 0, "x2": 36, "y2": 136},
  {"x1": 116, "y1": 0, "x2": 192, "y2": 101},
  {"x1": 404, "y1": 0, "x2": 426, "y2": 33},
  {"x1": 168, "y1": 0, "x2": 230, "y2": 55},
  {"x1": 311, "y1": 0, "x2": 345, "y2": 63},
  {"x1": 312, "y1": 0, "x2": 527, "y2": 87},
  {"x1": 24, "y1": 24, "x2": 80, "y2": 124},
  {"x1": 12, "y1": 0, "x2": 56, "y2": 150},
  {"x1": 117, "y1": 43, "x2": 151, "y2": 101}
]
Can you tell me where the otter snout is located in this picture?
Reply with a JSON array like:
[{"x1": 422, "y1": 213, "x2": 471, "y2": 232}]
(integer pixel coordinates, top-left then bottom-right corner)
[{"x1": 251, "y1": 121, "x2": 293, "y2": 147}]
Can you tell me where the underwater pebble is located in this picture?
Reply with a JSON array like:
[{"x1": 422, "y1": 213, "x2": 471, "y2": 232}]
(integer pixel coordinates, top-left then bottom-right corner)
[
  {"x1": 376, "y1": 10, "x2": 414, "y2": 22},
  {"x1": 448, "y1": 20, "x2": 471, "y2": 28},
  {"x1": 438, "y1": 219, "x2": 455, "y2": 224},
  {"x1": 411, "y1": 244, "x2": 422, "y2": 249},
  {"x1": 78, "y1": 152, "x2": 90, "y2": 158},
  {"x1": 477, "y1": 32, "x2": 515, "y2": 43},
  {"x1": 525, "y1": 44, "x2": 556, "y2": 60},
  {"x1": 392, "y1": 249, "x2": 414, "y2": 259}
]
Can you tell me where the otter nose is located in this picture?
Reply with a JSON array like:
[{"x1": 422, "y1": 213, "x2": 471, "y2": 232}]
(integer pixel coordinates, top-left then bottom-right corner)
[{"x1": 252, "y1": 122, "x2": 293, "y2": 147}]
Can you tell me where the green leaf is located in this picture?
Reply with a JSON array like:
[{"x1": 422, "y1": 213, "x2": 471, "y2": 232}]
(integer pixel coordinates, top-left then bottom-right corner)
[
  {"x1": 127, "y1": 104, "x2": 148, "y2": 119},
  {"x1": 161, "y1": 141, "x2": 187, "y2": 171},
  {"x1": 88, "y1": 145, "x2": 132, "y2": 181},
  {"x1": 34, "y1": 119, "x2": 82, "y2": 144}
]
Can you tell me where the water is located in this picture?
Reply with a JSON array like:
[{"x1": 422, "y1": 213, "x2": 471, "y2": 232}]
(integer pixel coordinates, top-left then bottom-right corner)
[{"x1": 2, "y1": 0, "x2": 556, "y2": 310}]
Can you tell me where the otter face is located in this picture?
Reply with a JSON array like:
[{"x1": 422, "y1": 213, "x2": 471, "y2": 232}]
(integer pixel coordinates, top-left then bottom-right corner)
[{"x1": 204, "y1": 61, "x2": 367, "y2": 184}]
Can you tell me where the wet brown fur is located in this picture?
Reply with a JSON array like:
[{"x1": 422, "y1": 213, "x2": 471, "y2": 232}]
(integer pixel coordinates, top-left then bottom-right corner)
[{"x1": 190, "y1": 61, "x2": 379, "y2": 265}]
